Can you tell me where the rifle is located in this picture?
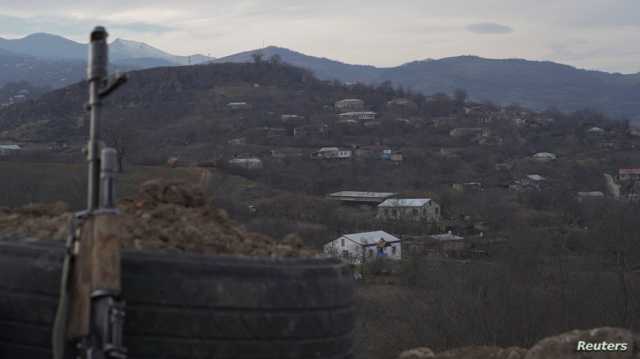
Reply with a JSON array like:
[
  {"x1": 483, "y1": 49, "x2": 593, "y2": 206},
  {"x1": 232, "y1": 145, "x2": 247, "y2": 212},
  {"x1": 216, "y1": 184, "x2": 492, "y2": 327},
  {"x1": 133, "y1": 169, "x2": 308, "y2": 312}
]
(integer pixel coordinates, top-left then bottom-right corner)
[{"x1": 53, "y1": 26, "x2": 128, "y2": 359}]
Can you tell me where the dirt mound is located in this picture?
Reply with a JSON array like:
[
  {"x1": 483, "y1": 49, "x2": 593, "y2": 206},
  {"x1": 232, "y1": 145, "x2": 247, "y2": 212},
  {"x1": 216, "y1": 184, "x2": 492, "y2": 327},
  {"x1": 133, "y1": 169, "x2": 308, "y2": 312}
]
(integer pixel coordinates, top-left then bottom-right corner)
[
  {"x1": 0, "y1": 179, "x2": 317, "y2": 257},
  {"x1": 0, "y1": 202, "x2": 72, "y2": 242}
]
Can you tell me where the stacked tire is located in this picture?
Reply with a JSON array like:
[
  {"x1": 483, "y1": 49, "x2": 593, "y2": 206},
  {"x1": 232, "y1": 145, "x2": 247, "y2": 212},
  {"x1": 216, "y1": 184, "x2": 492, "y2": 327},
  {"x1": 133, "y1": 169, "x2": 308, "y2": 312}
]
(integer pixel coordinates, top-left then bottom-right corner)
[{"x1": 0, "y1": 240, "x2": 354, "y2": 359}]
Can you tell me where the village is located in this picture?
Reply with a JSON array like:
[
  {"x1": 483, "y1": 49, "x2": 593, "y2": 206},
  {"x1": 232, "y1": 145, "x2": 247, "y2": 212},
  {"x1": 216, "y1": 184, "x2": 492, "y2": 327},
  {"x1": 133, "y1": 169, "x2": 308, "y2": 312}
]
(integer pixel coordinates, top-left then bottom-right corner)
[
  {"x1": 210, "y1": 95, "x2": 640, "y2": 277},
  {"x1": 3, "y1": 92, "x2": 640, "y2": 273},
  {"x1": 1, "y1": 55, "x2": 640, "y2": 359}
]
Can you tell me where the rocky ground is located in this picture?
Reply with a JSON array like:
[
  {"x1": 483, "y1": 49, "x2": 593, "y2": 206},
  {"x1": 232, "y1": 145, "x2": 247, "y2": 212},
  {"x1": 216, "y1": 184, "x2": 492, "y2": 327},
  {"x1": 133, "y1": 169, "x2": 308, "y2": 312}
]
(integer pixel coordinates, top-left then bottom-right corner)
[
  {"x1": 0, "y1": 179, "x2": 318, "y2": 257},
  {"x1": 397, "y1": 327, "x2": 640, "y2": 359}
]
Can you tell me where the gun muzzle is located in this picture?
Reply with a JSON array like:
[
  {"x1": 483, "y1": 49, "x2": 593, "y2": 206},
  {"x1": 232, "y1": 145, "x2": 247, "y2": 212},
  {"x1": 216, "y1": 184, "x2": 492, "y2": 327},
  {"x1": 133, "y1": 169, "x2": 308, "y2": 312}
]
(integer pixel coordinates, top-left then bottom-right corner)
[{"x1": 88, "y1": 26, "x2": 108, "y2": 81}]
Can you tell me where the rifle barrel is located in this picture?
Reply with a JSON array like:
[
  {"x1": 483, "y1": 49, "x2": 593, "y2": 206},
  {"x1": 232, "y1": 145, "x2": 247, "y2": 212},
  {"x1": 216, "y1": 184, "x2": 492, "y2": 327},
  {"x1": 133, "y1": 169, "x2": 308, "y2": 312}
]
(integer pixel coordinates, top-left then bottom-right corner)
[{"x1": 87, "y1": 26, "x2": 109, "y2": 211}]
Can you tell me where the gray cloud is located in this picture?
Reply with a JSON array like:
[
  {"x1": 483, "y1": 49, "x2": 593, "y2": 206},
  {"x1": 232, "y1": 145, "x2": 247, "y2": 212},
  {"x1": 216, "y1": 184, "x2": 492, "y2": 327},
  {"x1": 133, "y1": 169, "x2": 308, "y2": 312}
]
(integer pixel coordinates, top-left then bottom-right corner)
[
  {"x1": 0, "y1": 13, "x2": 173, "y2": 39},
  {"x1": 466, "y1": 22, "x2": 513, "y2": 34}
]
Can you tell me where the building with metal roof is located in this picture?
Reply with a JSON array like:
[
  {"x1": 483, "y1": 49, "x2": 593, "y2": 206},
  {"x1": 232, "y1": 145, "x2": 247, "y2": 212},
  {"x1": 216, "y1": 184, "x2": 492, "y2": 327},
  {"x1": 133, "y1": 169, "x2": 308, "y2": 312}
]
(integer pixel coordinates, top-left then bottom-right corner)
[
  {"x1": 377, "y1": 198, "x2": 441, "y2": 222},
  {"x1": 327, "y1": 191, "x2": 397, "y2": 205},
  {"x1": 324, "y1": 230, "x2": 401, "y2": 264}
]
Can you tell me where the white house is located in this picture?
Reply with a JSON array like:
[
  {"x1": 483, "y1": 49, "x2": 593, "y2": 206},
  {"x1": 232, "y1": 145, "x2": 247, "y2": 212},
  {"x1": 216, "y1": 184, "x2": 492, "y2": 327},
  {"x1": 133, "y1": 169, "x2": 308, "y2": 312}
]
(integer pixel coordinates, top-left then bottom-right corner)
[
  {"x1": 532, "y1": 152, "x2": 557, "y2": 162},
  {"x1": 311, "y1": 147, "x2": 352, "y2": 159},
  {"x1": 577, "y1": 191, "x2": 605, "y2": 202},
  {"x1": 281, "y1": 114, "x2": 304, "y2": 122},
  {"x1": 324, "y1": 230, "x2": 401, "y2": 264},
  {"x1": 335, "y1": 99, "x2": 365, "y2": 112},
  {"x1": 337, "y1": 111, "x2": 377, "y2": 122},
  {"x1": 587, "y1": 127, "x2": 605, "y2": 135},
  {"x1": 229, "y1": 157, "x2": 263, "y2": 170},
  {"x1": 619, "y1": 168, "x2": 640, "y2": 182},
  {"x1": 377, "y1": 198, "x2": 441, "y2": 222},
  {"x1": 0, "y1": 144, "x2": 21, "y2": 155},
  {"x1": 226, "y1": 102, "x2": 251, "y2": 110}
]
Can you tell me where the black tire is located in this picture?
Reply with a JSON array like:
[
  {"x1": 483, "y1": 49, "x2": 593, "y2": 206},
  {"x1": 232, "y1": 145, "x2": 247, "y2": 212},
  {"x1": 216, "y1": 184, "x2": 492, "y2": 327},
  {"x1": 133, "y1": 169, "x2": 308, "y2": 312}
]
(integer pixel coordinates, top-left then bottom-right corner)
[{"x1": 0, "y1": 239, "x2": 354, "y2": 359}]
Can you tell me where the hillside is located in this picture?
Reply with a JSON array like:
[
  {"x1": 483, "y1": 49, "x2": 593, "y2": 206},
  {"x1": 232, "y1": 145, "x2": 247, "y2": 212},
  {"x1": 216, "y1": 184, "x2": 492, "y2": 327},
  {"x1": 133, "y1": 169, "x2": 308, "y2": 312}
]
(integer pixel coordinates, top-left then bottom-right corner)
[
  {"x1": 1, "y1": 60, "x2": 638, "y2": 196},
  {"x1": 216, "y1": 48, "x2": 640, "y2": 119},
  {"x1": 382, "y1": 56, "x2": 640, "y2": 118},
  {"x1": 0, "y1": 49, "x2": 86, "y2": 89},
  {"x1": 2, "y1": 61, "x2": 640, "y2": 359}
]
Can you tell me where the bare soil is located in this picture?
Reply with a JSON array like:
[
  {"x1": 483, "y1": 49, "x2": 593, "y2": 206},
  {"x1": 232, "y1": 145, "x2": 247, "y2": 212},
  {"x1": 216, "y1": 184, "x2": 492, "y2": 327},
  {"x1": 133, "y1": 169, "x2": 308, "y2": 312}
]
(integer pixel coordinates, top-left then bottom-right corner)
[{"x1": 0, "y1": 179, "x2": 318, "y2": 257}]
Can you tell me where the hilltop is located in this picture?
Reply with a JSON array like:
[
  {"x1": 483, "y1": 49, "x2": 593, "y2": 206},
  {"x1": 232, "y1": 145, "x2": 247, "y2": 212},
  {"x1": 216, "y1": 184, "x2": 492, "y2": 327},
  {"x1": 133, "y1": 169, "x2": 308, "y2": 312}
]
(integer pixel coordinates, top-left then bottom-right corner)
[{"x1": 216, "y1": 48, "x2": 640, "y2": 119}]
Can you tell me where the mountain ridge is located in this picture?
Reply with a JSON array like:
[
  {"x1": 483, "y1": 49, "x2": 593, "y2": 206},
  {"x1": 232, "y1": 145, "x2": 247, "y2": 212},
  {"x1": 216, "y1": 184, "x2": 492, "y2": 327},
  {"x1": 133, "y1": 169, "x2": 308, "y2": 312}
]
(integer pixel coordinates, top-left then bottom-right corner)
[
  {"x1": 213, "y1": 46, "x2": 640, "y2": 119},
  {"x1": 1, "y1": 33, "x2": 640, "y2": 118},
  {"x1": 0, "y1": 32, "x2": 213, "y2": 66}
]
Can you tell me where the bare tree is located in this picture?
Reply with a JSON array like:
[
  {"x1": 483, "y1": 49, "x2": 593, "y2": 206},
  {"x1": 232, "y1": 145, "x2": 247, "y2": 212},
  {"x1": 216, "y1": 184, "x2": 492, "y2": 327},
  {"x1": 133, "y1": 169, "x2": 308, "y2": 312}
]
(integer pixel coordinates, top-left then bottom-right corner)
[{"x1": 103, "y1": 117, "x2": 136, "y2": 172}]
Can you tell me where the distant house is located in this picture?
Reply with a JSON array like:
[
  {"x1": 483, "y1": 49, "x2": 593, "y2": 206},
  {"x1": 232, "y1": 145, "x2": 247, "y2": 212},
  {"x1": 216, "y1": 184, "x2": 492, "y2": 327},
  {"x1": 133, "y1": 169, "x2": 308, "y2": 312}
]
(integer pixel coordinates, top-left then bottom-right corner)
[
  {"x1": 228, "y1": 157, "x2": 263, "y2": 170},
  {"x1": 532, "y1": 152, "x2": 557, "y2": 162},
  {"x1": 587, "y1": 127, "x2": 605, "y2": 135},
  {"x1": 577, "y1": 191, "x2": 605, "y2": 202},
  {"x1": 512, "y1": 118, "x2": 526, "y2": 126},
  {"x1": 510, "y1": 174, "x2": 546, "y2": 191},
  {"x1": 338, "y1": 111, "x2": 377, "y2": 122},
  {"x1": 404, "y1": 232, "x2": 468, "y2": 258},
  {"x1": 619, "y1": 168, "x2": 640, "y2": 182},
  {"x1": 324, "y1": 230, "x2": 401, "y2": 264},
  {"x1": 381, "y1": 149, "x2": 403, "y2": 162},
  {"x1": 377, "y1": 198, "x2": 441, "y2": 222},
  {"x1": 0, "y1": 144, "x2": 21, "y2": 155},
  {"x1": 335, "y1": 99, "x2": 365, "y2": 112},
  {"x1": 262, "y1": 127, "x2": 288, "y2": 138},
  {"x1": 449, "y1": 127, "x2": 485, "y2": 138},
  {"x1": 271, "y1": 148, "x2": 303, "y2": 159},
  {"x1": 167, "y1": 157, "x2": 180, "y2": 168},
  {"x1": 464, "y1": 105, "x2": 486, "y2": 116},
  {"x1": 394, "y1": 118, "x2": 412, "y2": 125},
  {"x1": 327, "y1": 191, "x2": 397, "y2": 205},
  {"x1": 226, "y1": 102, "x2": 251, "y2": 110},
  {"x1": 628, "y1": 124, "x2": 640, "y2": 137},
  {"x1": 293, "y1": 124, "x2": 328, "y2": 137},
  {"x1": 353, "y1": 146, "x2": 380, "y2": 159},
  {"x1": 311, "y1": 147, "x2": 352, "y2": 159},
  {"x1": 281, "y1": 114, "x2": 303, "y2": 120},
  {"x1": 387, "y1": 98, "x2": 417, "y2": 108},
  {"x1": 528, "y1": 117, "x2": 555, "y2": 127},
  {"x1": 281, "y1": 114, "x2": 304, "y2": 123},
  {"x1": 428, "y1": 232, "x2": 467, "y2": 253},
  {"x1": 12, "y1": 94, "x2": 27, "y2": 103},
  {"x1": 228, "y1": 137, "x2": 246, "y2": 145}
]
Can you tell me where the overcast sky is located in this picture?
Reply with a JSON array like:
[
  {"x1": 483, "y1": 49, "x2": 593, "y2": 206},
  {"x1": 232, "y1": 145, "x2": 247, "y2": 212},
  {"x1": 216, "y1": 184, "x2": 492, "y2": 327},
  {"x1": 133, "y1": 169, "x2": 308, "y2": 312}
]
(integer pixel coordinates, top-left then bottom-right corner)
[{"x1": 0, "y1": 0, "x2": 638, "y2": 73}]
